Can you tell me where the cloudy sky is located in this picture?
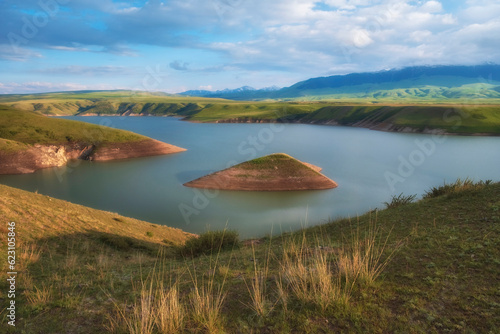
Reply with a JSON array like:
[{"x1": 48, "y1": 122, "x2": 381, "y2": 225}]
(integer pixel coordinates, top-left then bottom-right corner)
[{"x1": 1, "y1": 0, "x2": 499, "y2": 94}]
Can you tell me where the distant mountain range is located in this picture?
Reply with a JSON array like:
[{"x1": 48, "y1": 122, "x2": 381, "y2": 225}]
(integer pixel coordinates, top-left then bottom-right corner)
[
  {"x1": 179, "y1": 64, "x2": 500, "y2": 101},
  {"x1": 179, "y1": 85, "x2": 280, "y2": 99}
]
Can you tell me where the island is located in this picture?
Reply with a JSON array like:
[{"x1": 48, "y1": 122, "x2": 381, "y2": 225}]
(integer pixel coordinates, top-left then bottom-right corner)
[{"x1": 184, "y1": 153, "x2": 338, "y2": 191}]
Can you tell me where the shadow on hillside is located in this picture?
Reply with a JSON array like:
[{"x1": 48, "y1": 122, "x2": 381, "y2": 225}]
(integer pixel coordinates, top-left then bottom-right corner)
[{"x1": 31, "y1": 230, "x2": 173, "y2": 258}]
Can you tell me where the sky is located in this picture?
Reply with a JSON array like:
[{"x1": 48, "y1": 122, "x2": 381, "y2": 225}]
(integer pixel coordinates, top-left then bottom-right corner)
[{"x1": 0, "y1": 0, "x2": 499, "y2": 94}]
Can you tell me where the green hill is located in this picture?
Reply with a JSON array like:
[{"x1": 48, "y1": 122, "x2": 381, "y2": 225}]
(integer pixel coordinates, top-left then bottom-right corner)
[
  {"x1": 0, "y1": 105, "x2": 146, "y2": 149},
  {"x1": 0, "y1": 181, "x2": 498, "y2": 332},
  {"x1": 0, "y1": 90, "x2": 232, "y2": 116}
]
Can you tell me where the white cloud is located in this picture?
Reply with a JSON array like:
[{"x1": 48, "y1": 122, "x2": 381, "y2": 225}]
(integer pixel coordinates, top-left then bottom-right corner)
[
  {"x1": 0, "y1": 44, "x2": 42, "y2": 61},
  {"x1": 409, "y1": 30, "x2": 433, "y2": 43},
  {"x1": 421, "y1": 1, "x2": 443, "y2": 13},
  {"x1": 0, "y1": 82, "x2": 122, "y2": 94}
]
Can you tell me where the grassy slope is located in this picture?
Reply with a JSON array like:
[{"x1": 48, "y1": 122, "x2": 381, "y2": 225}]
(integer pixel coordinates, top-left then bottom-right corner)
[
  {"x1": 0, "y1": 106, "x2": 147, "y2": 153},
  {"x1": 0, "y1": 182, "x2": 498, "y2": 332},
  {"x1": 0, "y1": 91, "x2": 234, "y2": 116},
  {"x1": 0, "y1": 184, "x2": 192, "y2": 333},
  {"x1": 192, "y1": 103, "x2": 500, "y2": 134}
]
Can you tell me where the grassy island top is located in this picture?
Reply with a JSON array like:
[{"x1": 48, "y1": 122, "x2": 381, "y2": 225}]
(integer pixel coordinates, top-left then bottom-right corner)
[
  {"x1": 0, "y1": 106, "x2": 147, "y2": 151},
  {"x1": 237, "y1": 153, "x2": 322, "y2": 177}
]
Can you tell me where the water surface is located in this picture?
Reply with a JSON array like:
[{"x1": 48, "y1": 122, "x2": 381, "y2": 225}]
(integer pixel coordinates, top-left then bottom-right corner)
[{"x1": 1, "y1": 116, "x2": 499, "y2": 238}]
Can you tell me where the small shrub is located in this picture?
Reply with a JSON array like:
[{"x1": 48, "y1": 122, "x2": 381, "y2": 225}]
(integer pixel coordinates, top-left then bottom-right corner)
[
  {"x1": 424, "y1": 178, "x2": 492, "y2": 199},
  {"x1": 146, "y1": 231, "x2": 153, "y2": 237},
  {"x1": 384, "y1": 193, "x2": 417, "y2": 209},
  {"x1": 178, "y1": 230, "x2": 239, "y2": 258}
]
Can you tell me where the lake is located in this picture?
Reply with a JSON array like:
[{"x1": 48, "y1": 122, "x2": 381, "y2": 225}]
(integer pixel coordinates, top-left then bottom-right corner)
[{"x1": 1, "y1": 116, "x2": 499, "y2": 238}]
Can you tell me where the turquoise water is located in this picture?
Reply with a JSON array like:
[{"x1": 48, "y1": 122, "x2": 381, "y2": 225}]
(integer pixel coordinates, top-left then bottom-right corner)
[{"x1": 1, "y1": 116, "x2": 499, "y2": 238}]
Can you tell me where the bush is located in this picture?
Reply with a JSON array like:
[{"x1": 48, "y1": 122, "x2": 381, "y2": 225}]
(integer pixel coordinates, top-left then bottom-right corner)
[
  {"x1": 384, "y1": 193, "x2": 417, "y2": 209},
  {"x1": 178, "y1": 230, "x2": 239, "y2": 258},
  {"x1": 424, "y1": 178, "x2": 492, "y2": 199}
]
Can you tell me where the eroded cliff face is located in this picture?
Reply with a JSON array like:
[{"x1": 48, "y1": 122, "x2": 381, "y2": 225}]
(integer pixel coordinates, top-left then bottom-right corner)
[
  {"x1": 0, "y1": 139, "x2": 185, "y2": 175},
  {"x1": 33, "y1": 144, "x2": 69, "y2": 167},
  {"x1": 0, "y1": 143, "x2": 89, "y2": 174}
]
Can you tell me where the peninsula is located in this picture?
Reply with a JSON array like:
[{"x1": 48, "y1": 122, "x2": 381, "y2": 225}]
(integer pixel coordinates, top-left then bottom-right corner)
[
  {"x1": 0, "y1": 106, "x2": 186, "y2": 174},
  {"x1": 184, "y1": 153, "x2": 338, "y2": 191}
]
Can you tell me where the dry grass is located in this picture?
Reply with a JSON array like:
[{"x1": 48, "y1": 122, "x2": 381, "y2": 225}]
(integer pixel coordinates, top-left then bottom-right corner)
[
  {"x1": 187, "y1": 247, "x2": 230, "y2": 333},
  {"x1": 280, "y1": 235, "x2": 350, "y2": 313},
  {"x1": 338, "y1": 218, "x2": 401, "y2": 285},
  {"x1": 17, "y1": 243, "x2": 41, "y2": 270},
  {"x1": 245, "y1": 243, "x2": 274, "y2": 318},
  {"x1": 25, "y1": 284, "x2": 53, "y2": 306},
  {"x1": 65, "y1": 253, "x2": 79, "y2": 269},
  {"x1": 189, "y1": 278, "x2": 226, "y2": 333},
  {"x1": 109, "y1": 274, "x2": 156, "y2": 334},
  {"x1": 154, "y1": 283, "x2": 184, "y2": 333}
]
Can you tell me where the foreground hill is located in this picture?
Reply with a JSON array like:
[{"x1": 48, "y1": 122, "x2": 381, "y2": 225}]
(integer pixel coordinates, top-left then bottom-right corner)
[
  {"x1": 0, "y1": 106, "x2": 185, "y2": 174},
  {"x1": 0, "y1": 180, "x2": 498, "y2": 332}
]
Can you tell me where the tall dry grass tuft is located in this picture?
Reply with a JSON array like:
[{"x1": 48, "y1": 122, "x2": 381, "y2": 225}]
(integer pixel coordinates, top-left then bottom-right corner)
[
  {"x1": 245, "y1": 240, "x2": 274, "y2": 318},
  {"x1": 275, "y1": 274, "x2": 289, "y2": 315},
  {"x1": 120, "y1": 287, "x2": 156, "y2": 334},
  {"x1": 18, "y1": 243, "x2": 41, "y2": 267},
  {"x1": 187, "y1": 254, "x2": 228, "y2": 332},
  {"x1": 155, "y1": 283, "x2": 184, "y2": 333},
  {"x1": 108, "y1": 251, "x2": 185, "y2": 334},
  {"x1": 25, "y1": 284, "x2": 53, "y2": 306},
  {"x1": 186, "y1": 227, "x2": 238, "y2": 332},
  {"x1": 189, "y1": 278, "x2": 226, "y2": 333},
  {"x1": 280, "y1": 233, "x2": 350, "y2": 313},
  {"x1": 338, "y1": 217, "x2": 400, "y2": 285}
]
